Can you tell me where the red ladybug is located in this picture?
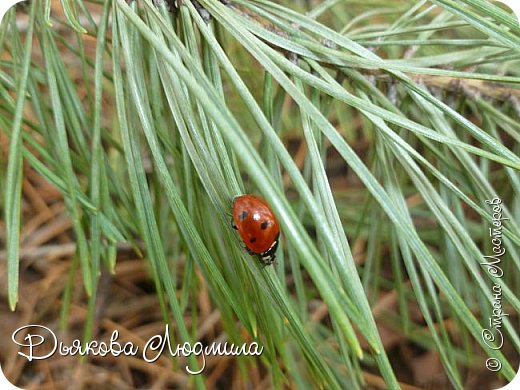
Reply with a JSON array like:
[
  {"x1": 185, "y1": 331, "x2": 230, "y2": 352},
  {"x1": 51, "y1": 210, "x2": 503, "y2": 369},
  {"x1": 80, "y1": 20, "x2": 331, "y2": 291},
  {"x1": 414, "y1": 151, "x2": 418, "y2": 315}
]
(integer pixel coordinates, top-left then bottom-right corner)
[{"x1": 232, "y1": 194, "x2": 280, "y2": 265}]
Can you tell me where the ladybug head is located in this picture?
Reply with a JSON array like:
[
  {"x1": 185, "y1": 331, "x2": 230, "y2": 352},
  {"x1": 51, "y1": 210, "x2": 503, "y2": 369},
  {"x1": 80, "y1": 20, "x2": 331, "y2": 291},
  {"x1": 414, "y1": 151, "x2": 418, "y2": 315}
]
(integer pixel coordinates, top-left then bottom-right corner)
[{"x1": 259, "y1": 238, "x2": 278, "y2": 265}]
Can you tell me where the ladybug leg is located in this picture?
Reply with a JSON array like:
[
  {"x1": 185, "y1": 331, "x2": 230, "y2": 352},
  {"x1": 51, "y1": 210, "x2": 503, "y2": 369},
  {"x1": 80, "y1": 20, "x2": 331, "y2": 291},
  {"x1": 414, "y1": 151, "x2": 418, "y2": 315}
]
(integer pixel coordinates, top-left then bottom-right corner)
[
  {"x1": 230, "y1": 216, "x2": 237, "y2": 230},
  {"x1": 237, "y1": 242, "x2": 253, "y2": 255}
]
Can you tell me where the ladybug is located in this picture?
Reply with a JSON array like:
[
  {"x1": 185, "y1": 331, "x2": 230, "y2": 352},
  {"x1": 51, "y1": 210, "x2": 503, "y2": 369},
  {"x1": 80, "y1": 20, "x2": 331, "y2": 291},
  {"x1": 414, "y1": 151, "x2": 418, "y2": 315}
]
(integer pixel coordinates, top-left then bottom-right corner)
[{"x1": 232, "y1": 194, "x2": 280, "y2": 265}]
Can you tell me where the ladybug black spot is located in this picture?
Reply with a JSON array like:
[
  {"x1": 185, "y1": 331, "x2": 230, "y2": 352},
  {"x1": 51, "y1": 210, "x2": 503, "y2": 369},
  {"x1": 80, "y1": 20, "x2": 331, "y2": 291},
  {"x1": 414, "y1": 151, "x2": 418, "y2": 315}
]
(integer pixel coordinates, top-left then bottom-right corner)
[
  {"x1": 239, "y1": 211, "x2": 249, "y2": 221},
  {"x1": 260, "y1": 220, "x2": 270, "y2": 230},
  {"x1": 249, "y1": 237, "x2": 257, "y2": 243}
]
